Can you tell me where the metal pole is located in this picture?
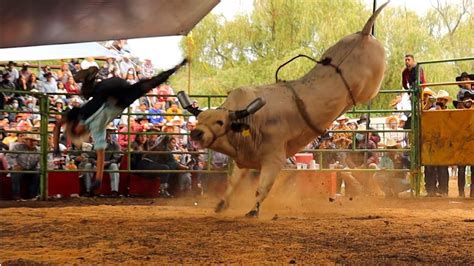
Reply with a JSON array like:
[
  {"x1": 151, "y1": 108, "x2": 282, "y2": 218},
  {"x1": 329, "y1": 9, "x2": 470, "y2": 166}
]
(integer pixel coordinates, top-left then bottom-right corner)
[
  {"x1": 411, "y1": 65, "x2": 422, "y2": 196},
  {"x1": 372, "y1": 0, "x2": 377, "y2": 35},
  {"x1": 39, "y1": 94, "x2": 49, "y2": 200}
]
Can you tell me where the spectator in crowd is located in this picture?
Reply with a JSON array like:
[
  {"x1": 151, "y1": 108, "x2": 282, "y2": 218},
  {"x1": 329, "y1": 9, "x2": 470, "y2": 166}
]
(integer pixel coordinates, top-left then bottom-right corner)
[
  {"x1": 80, "y1": 57, "x2": 99, "y2": 70},
  {"x1": 105, "y1": 57, "x2": 121, "y2": 78},
  {"x1": 65, "y1": 76, "x2": 80, "y2": 95},
  {"x1": 40, "y1": 72, "x2": 58, "y2": 94},
  {"x1": 384, "y1": 115, "x2": 406, "y2": 148},
  {"x1": 148, "y1": 101, "x2": 165, "y2": 127},
  {"x1": 19, "y1": 63, "x2": 31, "y2": 80},
  {"x1": 97, "y1": 62, "x2": 110, "y2": 81},
  {"x1": 142, "y1": 89, "x2": 158, "y2": 108},
  {"x1": 165, "y1": 103, "x2": 183, "y2": 122},
  {"x1": 6, "y1": 134, "x2": 40, "y2": 200},
  {"x1": 141, "y1": 59, "x2": 155, "y2": 78},
  {"x1": 125, "y1": 69, "x2": 138, "y2": 84},
  {"x1": 401, "y1": 54, "x2": 427, "y2": 129},
  {"x1": 68, "y1": 59, "x2": 79, "y2": 75},
  {"x1": 455, "y1": 72, "x2": 473, "y2": 93},
  {"x1": 83, "y1": 128, "x2": 122, "y2": 197},
  {"x1": 5, "y1": 61, "x2": 19, "y2": 82},
  {"x1": 422, "y1": 88, "x2": 436, "y2": 110},
  {"x1": 140, "y1": 136, "x2": 189, "y2": 197},
  {"x1": 119, "y1": 55, "x2": 135, "y2": 78},
  {"x1": 424, "y1": 90, "x2": 452, "y2": 197},
  {"x1": 39, "y1": 65, "x2": 51, "y2": 81},
  {"x1": 402, "y1": 54, "x2": 426, "y2": 90},
  {"x1": 27, "y1": 73, "x2": 40, "y2": 91},
  {"x1": 57, "y1": 62, "x2": 73, "y2": 84},
  {"x1": 157, "y1": 84, "x2": 176, "y2": 109},
  {"x1": 15, "y1": 75, "x2": 28, "y2": 92},
  {"x1": 374, "y1": 139, "x2": 410, "y2": 197},
  {"x1": 315, "y1": 132, "x2": 337, "y2": 169},
  {"x1": 453, "y1": 78, "x2": 474, "y2": 197},
  {"x1": 130, "y1": 133, "x2": 150, "y2": 170},
  {"x1": 56, "y1": 82, "x2": 68, "y2": 101}
]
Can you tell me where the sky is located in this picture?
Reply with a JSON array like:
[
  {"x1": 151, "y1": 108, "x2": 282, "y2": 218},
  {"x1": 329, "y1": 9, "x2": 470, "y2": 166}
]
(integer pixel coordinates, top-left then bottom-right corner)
[{"x1": 128, "y1": 0, "x2": 436, "y2": 69}]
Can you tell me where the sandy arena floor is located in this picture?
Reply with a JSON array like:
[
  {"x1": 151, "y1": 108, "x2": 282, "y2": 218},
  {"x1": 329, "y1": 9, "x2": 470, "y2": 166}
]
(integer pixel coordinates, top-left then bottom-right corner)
[{"x1": 1, "y1": 179, "x2": 474, "y2": 264}]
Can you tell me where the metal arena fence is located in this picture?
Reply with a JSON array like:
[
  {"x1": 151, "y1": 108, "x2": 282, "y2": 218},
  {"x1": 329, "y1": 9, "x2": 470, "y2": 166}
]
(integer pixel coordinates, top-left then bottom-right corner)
[{"x1": 1, "y1": 56, "x2": 472, "y2": 200}]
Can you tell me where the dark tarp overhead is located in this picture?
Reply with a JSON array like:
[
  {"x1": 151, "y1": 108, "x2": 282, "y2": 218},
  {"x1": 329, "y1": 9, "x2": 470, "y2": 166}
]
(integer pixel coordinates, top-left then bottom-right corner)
[{"x1": 0, "y1": 0, "x2": 219, "y2": 48}]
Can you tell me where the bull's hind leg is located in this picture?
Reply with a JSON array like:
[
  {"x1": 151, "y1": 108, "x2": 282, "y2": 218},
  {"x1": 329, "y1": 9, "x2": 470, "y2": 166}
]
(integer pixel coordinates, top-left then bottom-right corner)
[
  {"x1": 215, "y1": 165, "x2": 249, "y2": 213},
  {"x1": 246, "y1": 156, "x2": 285, "y2": 218}
]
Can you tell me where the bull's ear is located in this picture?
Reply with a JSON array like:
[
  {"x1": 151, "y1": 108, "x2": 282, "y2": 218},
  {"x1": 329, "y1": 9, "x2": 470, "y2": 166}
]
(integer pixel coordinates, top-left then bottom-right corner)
[{"x1": 230, "y1": 122, "x2": 250, "y2": 132}]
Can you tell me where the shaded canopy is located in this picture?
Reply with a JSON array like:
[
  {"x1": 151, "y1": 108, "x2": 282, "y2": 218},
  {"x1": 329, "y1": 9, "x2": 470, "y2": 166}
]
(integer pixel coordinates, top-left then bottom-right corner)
[{"x1": 0, "y1": 0, "x2": 219, "y2": 48}]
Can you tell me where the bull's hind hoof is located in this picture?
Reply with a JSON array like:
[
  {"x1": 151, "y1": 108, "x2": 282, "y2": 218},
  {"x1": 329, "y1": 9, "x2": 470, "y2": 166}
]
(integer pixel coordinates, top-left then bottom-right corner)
[
  {"x1": 214, "y1": 200, "x2": 228, "y2": 213},
  {"x1": 245, "y1": 210, "x2": 259, "y2": 218}
]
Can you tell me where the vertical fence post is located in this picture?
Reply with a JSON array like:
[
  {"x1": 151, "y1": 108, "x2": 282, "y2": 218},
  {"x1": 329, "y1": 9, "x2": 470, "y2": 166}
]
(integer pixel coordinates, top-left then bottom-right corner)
[
  {"x1": 411, "y1": 65, "x2": 422, "y2": 196},
  {"x1": 39, "y1": 94, "x2": 49, "y2": 200}
]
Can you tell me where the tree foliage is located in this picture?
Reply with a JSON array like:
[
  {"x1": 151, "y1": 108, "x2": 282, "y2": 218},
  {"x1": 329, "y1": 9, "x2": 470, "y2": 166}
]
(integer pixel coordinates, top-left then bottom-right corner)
[{"x1": 172, "y1": 0, "x2": 474, "y2": 109}]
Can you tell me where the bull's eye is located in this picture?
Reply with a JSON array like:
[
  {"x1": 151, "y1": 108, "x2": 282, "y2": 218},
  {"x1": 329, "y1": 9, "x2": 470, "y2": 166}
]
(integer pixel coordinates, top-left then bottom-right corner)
[{"x1": 215, "y1": 120, "x2": 224, "y2": 126}]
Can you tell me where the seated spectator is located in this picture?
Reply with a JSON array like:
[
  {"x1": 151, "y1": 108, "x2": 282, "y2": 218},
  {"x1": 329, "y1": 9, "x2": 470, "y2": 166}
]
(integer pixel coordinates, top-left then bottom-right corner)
[
  {"x1": 422, "y1": 88, "x2": 436, "y2": 110},
  {"x1": 157, "y1": 84, "x2": 176, "y2": 109},
  {"x1": 6, "y1": 134, "x2": 40, "y2": 200},
  {"x1": 374, "y1": 139, "x2": 410, "y2": 197},
  {"x1": 40, "y1": 72, "x2": 58, "y2": 94},
  {"x1": 165, "y1": 103, "x2": 183, "y2": 122},
  {"x1": 148, "y1": 102, "x2": 165, "y2": 126},
  {"x1": 433, "y1": 90, "x2": 452, "y2": 110},
  {"x1": 16, "y1": 75, "x2": 28, "y2": 92},
  {"x1": 57, "y1": 62, "x2": 73, "y2": 84},
  {"x1": 119, "y1": 55, "x2": 135, "y2": 78},
  {"x1": 141, "y1": 59, "x2": 155, "y2": 78},
  {"x1": 56, "y1": 82, "x2": 68, "y2": 101},
  {"x1": 27, "y1": 73, "x2": 40, "y2": 91},
  {"x1": 19, "y1": 63, "x2": 31, "y2": 80},
  {"x1": 65, "y1": 76, "x2": 80, "y2": 95},
  {"x1": 384, "y1": 115, "x2": 406, "y2": 148},
  {"x1": 136, "y1": 136, "x2": 189, "y2": 197},
  {"x1": 81, "y1": 57, "x2": 99, "y2": 70}
]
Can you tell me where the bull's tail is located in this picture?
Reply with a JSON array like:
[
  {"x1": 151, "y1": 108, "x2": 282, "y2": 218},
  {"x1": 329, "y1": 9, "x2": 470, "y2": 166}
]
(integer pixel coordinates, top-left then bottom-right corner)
[{"x1": 361, "y1": 1, "x2": 390, "y2": 35}]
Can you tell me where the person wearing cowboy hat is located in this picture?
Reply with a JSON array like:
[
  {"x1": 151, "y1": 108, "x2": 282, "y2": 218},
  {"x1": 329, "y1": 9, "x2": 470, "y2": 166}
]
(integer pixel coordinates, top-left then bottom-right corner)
[
  {"x1": 424, "y1": 90, "x2": 452, "y2": 196},
  {"x1": 6, "y1": 133, "x2": 40, "y2": 200},
  {"x1": 422, "y1": 88, "x2": 436, "y2": 110},
  {"x1": 456, "y1": 72, "x2": 474, "y2": 90},
  {"x1": 53, "y1": 59, "x2": 187, "y2": 185},
  {"x1": 432, "y1": 90, "x2": 452, "y2": 110},
  {"x1": 452, "y1": 80, "x2": 474, "y2": 197}
]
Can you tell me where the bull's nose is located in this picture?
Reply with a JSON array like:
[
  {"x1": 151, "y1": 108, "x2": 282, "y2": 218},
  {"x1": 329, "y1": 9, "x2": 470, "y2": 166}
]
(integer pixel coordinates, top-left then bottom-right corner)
[{"x1": 190, "y1": 129, "x2": 204, "y2": 141}]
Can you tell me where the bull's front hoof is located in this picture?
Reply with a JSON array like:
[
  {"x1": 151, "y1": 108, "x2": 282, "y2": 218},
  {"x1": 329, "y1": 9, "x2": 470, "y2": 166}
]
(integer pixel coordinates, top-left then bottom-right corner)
[
  {"x1": 214, "y1": 200, "x2": 229, "y2": 213},
  {"x1": 245, "y1": 210, "x2": 259, "y2": 218}
]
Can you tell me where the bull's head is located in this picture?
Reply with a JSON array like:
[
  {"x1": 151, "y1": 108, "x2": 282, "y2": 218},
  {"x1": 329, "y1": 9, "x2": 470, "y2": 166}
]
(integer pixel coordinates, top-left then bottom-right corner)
[{"x1": 177, "y1": 91, "x2": 265, "y2": 148}]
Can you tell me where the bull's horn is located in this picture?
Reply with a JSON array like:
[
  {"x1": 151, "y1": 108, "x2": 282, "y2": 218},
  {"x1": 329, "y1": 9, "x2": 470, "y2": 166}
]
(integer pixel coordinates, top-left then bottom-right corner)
[
  {"x1": 361, "y1": 1, "x2": 390, "y2": 35},
  {"x1": 229, "y1": 97, "x2": 266, "y2": 120},
  {"x1": 177, "y1": 91, "x2": 202, "y2": 116}
]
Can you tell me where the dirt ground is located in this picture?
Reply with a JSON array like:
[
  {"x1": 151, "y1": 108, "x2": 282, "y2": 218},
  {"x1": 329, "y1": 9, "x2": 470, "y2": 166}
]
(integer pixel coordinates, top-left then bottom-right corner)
[{"x1": 1, "y1": 178, "x2": 474, "y2": 264}]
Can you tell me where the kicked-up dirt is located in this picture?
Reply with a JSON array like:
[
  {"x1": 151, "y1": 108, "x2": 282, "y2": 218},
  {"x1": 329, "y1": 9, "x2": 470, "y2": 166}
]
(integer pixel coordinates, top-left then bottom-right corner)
[{"x1": 1, "y1": 189, "x2": 473, "y2": 265}]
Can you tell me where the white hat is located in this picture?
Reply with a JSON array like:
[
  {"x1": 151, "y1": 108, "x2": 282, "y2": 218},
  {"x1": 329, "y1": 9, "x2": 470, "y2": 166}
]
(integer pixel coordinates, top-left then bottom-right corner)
[
  {"x1": 188, "y1": 116, "x2": 197, "y2": 124},
  {"x1": 24, "y1": 133, "x2": 40, "y2": 141},
  {"x1": 400, "y1": 114, "x2": 408, "y2": 121},
  {"x1": 436, "y1": 90, "x2": 452, "y2": 102},
  {"x1": 336, "y1": 115, "x2": 349, "y2": 122}
]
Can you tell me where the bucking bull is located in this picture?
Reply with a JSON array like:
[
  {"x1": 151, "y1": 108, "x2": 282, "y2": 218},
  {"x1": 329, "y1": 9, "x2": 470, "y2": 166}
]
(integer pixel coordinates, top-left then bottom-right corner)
[{"x1": 178, "y1": 2, "x2": 389, "y2": 217}]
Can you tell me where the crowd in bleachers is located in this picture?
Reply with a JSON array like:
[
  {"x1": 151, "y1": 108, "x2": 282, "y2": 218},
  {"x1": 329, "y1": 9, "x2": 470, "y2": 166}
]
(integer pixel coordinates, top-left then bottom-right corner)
[{"x1": 0, "y1": 50, "x2": 473, "y2": 200}]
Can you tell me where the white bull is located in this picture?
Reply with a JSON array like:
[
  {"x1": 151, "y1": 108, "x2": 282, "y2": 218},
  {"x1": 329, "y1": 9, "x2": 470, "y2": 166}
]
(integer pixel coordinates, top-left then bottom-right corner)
[{"x1": 179, "y1": 2, "x2": 389, "y2": 217}]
